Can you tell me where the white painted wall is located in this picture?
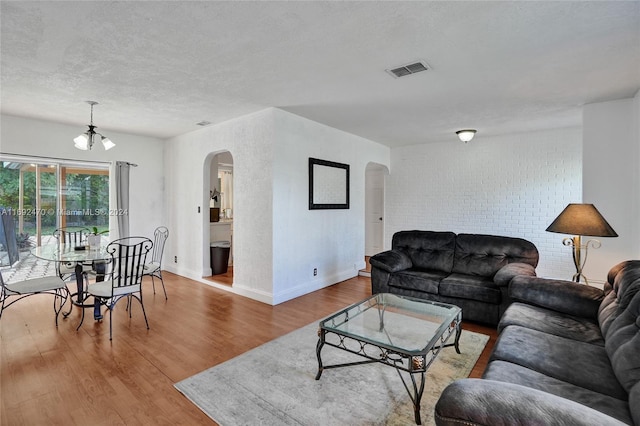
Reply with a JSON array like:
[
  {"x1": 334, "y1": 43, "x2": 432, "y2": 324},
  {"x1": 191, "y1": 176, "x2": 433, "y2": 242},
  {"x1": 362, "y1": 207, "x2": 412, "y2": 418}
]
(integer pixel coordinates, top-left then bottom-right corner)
[
  {"x1": 271, "y1": 109, "x2": 389, "y2": 303},
  {"x1": 583, "y1": 95, "x2": 640, "y2": 279},
  {"x1": 384, "y1": 127, "x2": 583, "y2": 280},
  {"x1": 0, "y1": 114, "x2": 165, "y2": 239},
  {"x1": 164, "y1": 108, "x2": 390, "y2": 304},
  {"x1": 163, "y1": 108, "x2": 275, "y2": 303},
  {"x1": 9, "y1": 96, "x2": 637, "y2": 298}
]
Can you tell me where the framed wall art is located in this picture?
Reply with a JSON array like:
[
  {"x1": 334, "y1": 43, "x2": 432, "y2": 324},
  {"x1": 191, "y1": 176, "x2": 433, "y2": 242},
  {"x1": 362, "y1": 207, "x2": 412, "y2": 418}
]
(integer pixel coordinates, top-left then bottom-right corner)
[{"x1": 308, "y1": 158, "x2": 350, "y2": 210}]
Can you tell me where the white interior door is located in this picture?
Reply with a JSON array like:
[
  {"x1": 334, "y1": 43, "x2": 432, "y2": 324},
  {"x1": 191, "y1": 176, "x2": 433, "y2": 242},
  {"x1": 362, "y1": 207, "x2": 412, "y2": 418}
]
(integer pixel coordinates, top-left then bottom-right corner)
[{"x1": 365, "y1": 167, "x2": 385, "y2": 256}]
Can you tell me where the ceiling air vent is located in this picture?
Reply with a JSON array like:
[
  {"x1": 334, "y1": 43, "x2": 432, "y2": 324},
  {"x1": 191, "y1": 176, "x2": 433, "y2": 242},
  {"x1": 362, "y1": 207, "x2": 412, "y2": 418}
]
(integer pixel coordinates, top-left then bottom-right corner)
[
  {"x1": 386, "y1": 60, "x2": 430, "y2": 78},
  {"x1": 196, "y1": 121, "x2": 212, "y2": 126}
]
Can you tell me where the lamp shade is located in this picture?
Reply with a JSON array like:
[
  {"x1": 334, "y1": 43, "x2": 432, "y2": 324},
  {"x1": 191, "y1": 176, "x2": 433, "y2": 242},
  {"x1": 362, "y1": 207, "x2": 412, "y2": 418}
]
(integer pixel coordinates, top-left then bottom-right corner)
[{"x1": 546, "y1": 204, "x2": 618, "y2": 237}]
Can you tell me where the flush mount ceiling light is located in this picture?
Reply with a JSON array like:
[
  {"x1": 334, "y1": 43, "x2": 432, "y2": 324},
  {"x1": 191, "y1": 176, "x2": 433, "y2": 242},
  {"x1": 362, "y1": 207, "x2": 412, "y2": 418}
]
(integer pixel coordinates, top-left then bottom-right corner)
[
  {"x1": 73, "y1": 101, "x2": 115, "y2": 151},
  {"x1": 456, "y1": 129, "x2": 477, "y2": 143}
]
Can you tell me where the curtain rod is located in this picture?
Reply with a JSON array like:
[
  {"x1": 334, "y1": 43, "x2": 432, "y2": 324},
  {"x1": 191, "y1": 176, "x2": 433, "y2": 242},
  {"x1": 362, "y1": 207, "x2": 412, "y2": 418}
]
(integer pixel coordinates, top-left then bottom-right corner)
[
  {"x1": 1, "y1": 153, "x2": 139, "y2": 168},
  {"x1": 0, "y1": 152, "x2": 111, "y2": 166}
]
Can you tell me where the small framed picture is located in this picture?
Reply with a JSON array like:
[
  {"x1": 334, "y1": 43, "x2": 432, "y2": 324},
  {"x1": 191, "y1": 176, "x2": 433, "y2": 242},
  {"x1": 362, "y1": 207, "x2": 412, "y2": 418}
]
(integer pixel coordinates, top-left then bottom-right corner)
[{"x1": 309, "y1": 158, "x2": 350, "y2": 210}]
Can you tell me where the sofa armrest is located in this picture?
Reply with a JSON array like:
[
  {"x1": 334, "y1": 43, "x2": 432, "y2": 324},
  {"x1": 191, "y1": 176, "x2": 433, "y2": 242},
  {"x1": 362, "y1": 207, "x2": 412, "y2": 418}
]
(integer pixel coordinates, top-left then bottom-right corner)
[
  {"x1": 494, "y1": 262, "x2": 537, "y2": 287},
  {"x1": 435, "y1": 379, "x2": 627, "y2": 426},
  {"x1": 369, "y1": 250, "x2": 412, "y2": 273},
  {"x1": 509, "y1": 275, "x2": 605, "y2": 319}
]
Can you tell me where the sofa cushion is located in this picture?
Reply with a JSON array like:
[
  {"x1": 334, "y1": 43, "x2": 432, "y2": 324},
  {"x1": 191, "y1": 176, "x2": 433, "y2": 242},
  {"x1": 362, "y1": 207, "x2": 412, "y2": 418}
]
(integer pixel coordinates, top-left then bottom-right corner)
[
  {"x1": 605, "y1": 290, "x2": 640, "y2": 397},
  {"x1": 631, "y1": 382, "x2": 640, "y2": 425},
  {"x1": 493, "y1": 262, "x2": 537, "y2": 287},
  {"x1": 491, "y1": 325, "x2": 627, "y2": 400},
  {"x1": 388, "y1": 269, "x2": 445, "y2": 294},
  {"x1": 599, "y1": 260, "x2": 640, "y2": 337},
  {"x1": 452, "y1": 233, "x2": 539, "y2": 277},
  {"x1": 368, "y1": 250, "x2": 413, "y2": 273},
  {"x1": 391, "y1": 231, "x2": 456, "y2": 273},
  {"x1": 511, "y1": 276, "x2": 605, "y2": 319},
  {"x1": 609, "y1": 261, "x2": 640, "y2": 300},
  {"x1": 499, "y1": 302, "x2": 604, "y2": 345},
  {"x1": 435, "y1": 379, "x2": 629, "y2": 426},
  {"x1": 484, "y1": 360, "x2": 632, "y2": 424},
  {"x1": 440, "y1": 273, "x2": 501, "y2": 304}
]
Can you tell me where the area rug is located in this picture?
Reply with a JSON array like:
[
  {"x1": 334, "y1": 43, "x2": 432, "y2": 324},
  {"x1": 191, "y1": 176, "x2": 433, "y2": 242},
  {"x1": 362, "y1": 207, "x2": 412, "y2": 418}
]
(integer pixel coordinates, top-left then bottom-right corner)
[{"x1": 175, "y1": 321, "x2": 489, "y2": 425}]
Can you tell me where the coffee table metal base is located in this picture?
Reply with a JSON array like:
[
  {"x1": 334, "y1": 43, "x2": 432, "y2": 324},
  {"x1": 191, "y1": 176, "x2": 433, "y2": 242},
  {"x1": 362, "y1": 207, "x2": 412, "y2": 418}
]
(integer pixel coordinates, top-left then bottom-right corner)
[{"x1": 314, "y1": 303, "x2": 461, "y2": 425}]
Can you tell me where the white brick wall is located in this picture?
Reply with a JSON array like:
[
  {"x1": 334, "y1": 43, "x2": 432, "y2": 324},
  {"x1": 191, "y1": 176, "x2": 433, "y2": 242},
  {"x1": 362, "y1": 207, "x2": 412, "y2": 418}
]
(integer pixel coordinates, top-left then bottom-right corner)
[{"x1": 385, "y1": 127, "x2": 582, "y2": 280}]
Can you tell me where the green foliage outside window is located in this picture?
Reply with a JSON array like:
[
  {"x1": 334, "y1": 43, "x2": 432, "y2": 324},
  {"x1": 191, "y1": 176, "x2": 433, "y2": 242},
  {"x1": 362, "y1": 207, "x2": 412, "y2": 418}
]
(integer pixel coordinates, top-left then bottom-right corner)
[{"x1": 0, "y1": 162, "x2": 109, "y2": 236}]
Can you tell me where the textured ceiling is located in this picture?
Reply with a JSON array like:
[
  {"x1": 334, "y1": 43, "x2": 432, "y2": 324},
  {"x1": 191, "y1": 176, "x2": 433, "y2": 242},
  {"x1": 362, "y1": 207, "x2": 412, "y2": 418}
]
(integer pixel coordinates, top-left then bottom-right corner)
[{"x1": 1, "y1": 1, "x2": 639, "y2": 147}]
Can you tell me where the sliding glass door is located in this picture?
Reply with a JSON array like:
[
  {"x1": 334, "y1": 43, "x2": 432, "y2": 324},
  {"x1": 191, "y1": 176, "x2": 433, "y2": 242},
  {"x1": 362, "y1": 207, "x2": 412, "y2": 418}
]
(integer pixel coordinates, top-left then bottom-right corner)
[
  {"x1": 59, "y1": 165, "x2": 110, "y2": 232},
  {"x1": 0, "y1": 156, "x2": 109, "y2": 265}
]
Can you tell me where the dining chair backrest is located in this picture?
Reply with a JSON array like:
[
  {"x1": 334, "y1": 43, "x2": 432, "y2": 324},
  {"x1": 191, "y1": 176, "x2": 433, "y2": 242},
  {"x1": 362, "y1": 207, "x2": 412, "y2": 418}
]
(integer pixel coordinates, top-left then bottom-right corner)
[
  {"x1": 53, "y1": 227, "x2": 90, "y2": 245},
  {"x1": 150, "y1": 226, "x2": 169, "y2": 265},
  {"x1": 106, "y1": 237, "x2": 153, "y2": 290}
]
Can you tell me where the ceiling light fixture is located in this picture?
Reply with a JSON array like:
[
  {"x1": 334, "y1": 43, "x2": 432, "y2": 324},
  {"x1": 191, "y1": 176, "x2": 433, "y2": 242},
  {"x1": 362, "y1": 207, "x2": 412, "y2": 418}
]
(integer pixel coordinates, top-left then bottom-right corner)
[
  {"x1": 456, "y1": 129, "x2": 477, "y2": 143},
  {"x1": 74, "y1": 101, "x2": 115, "y2": 151}
]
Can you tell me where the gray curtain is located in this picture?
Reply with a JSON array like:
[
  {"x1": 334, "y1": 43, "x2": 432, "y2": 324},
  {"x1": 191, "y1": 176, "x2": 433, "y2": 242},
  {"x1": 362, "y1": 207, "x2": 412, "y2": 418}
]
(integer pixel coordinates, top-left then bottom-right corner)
[{"x1": 115, "y1": 161, "x2": 133, "y2": 238}]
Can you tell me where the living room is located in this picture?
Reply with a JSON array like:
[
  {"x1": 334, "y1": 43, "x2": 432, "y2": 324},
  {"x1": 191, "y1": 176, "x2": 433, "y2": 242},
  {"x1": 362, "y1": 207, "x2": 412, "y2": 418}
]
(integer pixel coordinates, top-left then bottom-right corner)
[
  {"x1": 1, "y1": 1, "x2": 639, "y2": 425},
  {"x1": 3, "y1": 2, "x2": 639, "y2": 304}
]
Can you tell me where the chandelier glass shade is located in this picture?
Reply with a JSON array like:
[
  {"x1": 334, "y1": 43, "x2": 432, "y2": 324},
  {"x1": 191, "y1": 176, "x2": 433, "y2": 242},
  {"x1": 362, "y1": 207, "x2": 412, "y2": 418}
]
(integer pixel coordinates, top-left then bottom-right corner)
[{"x1": 74, "y1": 101, "x2": 115, "y2": 151}]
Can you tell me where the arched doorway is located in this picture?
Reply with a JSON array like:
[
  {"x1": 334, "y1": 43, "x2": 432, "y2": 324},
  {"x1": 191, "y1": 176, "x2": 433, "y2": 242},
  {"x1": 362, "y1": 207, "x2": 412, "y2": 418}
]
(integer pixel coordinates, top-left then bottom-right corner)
[{"x1": 203, "y1": 150, "x2": 234, "y2": 285}]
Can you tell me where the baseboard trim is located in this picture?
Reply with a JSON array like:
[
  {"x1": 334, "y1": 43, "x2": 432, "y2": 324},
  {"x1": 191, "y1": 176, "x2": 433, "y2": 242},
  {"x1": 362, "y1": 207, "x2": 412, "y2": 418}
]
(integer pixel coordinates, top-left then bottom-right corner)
[
  {"x1": 271, "y1": 269, "x2": 358, "y2": 305},
  {"x1": 163, "y1": 265, "x2": 361, "y2": 306}
]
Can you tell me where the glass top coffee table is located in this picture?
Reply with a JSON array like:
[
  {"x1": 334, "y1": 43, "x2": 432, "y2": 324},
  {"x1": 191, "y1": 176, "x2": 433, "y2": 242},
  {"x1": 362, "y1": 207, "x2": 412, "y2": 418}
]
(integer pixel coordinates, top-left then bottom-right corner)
[{"x1": 315, "y1": 293, "x2": 462, "y2": 425}]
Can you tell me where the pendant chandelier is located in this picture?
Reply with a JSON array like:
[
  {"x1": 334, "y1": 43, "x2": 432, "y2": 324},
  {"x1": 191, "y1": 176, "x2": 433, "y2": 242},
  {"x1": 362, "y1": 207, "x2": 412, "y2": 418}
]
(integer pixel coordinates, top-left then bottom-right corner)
[{"x1": 73, "y1": 101, "x2": 115, "y2": 151}]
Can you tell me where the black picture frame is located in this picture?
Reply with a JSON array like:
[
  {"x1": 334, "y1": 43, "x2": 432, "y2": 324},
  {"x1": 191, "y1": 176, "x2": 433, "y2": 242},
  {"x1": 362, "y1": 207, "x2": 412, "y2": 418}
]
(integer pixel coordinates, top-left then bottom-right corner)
[{"x1": 309, "y1": 158, "x2": 350, "y2": 210}]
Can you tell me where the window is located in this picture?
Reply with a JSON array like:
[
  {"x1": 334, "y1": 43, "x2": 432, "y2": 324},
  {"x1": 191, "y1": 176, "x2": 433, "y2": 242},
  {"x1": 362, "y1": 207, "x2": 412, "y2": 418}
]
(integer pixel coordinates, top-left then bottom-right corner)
[{"x1": 0, "y1": 155, "x2": 110, "y2": 264}]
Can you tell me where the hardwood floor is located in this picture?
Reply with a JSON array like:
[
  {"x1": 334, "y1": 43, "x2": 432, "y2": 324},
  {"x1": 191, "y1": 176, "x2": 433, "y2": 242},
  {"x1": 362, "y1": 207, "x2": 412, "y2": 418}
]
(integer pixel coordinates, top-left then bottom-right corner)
[
  {"x1": 1, "y1": 272, "x2": 496, "y2": 425},
  {"x1": 202, "y1": 266, "x2": 233, "y2": 286}
]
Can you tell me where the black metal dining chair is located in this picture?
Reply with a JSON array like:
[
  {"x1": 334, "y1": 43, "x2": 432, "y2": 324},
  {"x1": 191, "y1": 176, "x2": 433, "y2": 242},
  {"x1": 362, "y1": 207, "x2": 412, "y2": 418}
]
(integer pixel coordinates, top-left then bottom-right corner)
[
  {"x1": 143, "y1": 226, "x2": 169, "y2": 299},
  {"x1": 0, "y1": 268, "x2": 69, "y2": 326},
  {"x1": 53, "y1": 226, "x2": 92, "y2": 281},
  {"x1": 82, "y1": 236, "x2": 153, "y2": 340}
]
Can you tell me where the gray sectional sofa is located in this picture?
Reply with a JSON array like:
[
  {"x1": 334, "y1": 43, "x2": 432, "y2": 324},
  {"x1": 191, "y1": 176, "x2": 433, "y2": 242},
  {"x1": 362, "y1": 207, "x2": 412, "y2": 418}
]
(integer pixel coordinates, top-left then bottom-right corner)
[
  {"x1": 435, "y1": 260, "x2": 640, "y2": 426},
  {"x1": 370, "y1": 231, "x2": 539, "y2": 325}
]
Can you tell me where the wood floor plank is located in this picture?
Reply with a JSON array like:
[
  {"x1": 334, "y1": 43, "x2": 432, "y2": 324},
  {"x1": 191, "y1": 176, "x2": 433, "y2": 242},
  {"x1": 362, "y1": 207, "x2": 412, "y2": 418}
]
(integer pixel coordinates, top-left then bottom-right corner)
[{"x1": 1, "y1": 272, "x2": 496, "y2": 425}]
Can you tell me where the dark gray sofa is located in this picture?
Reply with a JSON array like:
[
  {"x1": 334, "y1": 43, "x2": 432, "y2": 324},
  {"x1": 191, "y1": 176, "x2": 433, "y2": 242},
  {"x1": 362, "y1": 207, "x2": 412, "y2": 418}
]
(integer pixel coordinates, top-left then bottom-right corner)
[
  {"x1": 370, "y1": 231, "x2": 539, "y2": 325},
  {"x1": 435, "y1": 260, "x2": 640, "y2": 426}
]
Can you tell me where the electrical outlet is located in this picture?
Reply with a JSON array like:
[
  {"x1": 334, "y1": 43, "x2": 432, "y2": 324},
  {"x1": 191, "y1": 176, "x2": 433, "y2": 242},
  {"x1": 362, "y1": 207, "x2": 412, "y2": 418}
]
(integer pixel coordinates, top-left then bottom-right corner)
[
  {"x1": 174, "y1": 256, "x2": 178, "y2": 263},
  {"x1": 313, "y1": 268, "x2": 317, "y2": 276}
]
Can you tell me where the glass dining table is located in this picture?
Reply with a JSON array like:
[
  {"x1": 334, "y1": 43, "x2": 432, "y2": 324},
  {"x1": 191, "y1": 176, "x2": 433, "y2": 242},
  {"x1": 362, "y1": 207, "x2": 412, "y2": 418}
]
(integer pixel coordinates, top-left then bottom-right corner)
[{"x1": 31, "y1": 244, "x2": 111, "y2": 320}]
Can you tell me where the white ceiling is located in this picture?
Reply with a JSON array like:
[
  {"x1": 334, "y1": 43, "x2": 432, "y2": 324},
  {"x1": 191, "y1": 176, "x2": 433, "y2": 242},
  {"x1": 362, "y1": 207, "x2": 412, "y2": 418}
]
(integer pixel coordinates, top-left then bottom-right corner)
[{"x1": 1, "y1": 1, "x2": 639, "y2": 147}]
